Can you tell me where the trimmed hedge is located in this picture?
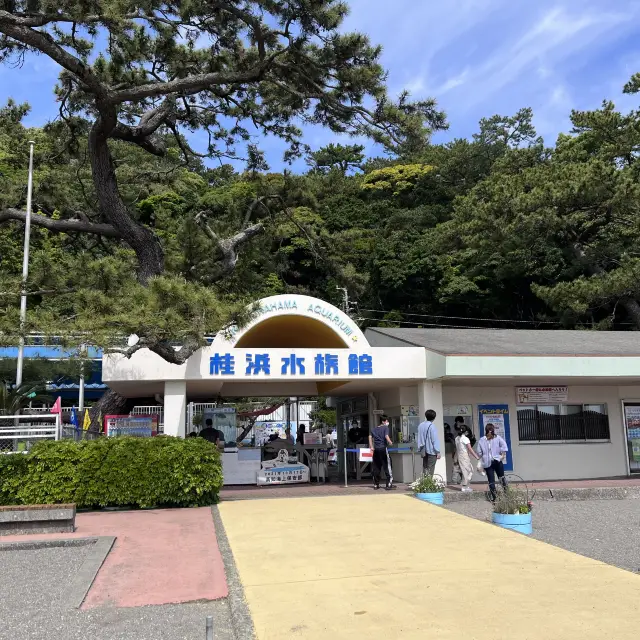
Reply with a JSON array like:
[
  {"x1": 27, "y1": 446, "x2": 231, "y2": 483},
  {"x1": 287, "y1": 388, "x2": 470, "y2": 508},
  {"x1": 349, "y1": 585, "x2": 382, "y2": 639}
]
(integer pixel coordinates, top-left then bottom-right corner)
[{"x1": 0, "y1": 436, "x2": 223, "y2": 509}]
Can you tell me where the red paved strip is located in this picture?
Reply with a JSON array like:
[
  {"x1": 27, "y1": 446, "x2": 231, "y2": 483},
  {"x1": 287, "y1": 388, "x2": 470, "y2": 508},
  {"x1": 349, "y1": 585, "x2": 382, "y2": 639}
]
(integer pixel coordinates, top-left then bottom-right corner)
[{"x1": 1, "y1": 507, "x2": 228, "y2": 608}]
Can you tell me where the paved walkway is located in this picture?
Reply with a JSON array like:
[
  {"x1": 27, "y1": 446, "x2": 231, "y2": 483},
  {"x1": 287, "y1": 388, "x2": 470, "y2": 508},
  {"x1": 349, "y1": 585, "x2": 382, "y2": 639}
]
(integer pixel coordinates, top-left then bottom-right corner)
[
  {"x1": 220, "y1": 476, "x2": 640, "y2": 501},
  {"x1": 219, "y1": 494, "x2": 640, "y2": 640},
  {"x1": 1, "y1": 508, "x2": 228, "y2": 608}
]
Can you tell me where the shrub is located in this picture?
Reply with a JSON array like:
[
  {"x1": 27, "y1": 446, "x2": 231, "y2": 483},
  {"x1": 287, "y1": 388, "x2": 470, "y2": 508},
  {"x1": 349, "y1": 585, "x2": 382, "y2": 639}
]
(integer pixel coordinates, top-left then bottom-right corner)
[
  {"x1": 0, "y1": 436, "x2": 222, "y2": 509},
  {"x1": 409, "y1": 474, "x2": 445, "y2": 494},
  {"x1": 0, "y1": 454, "x2": 29, "y2": 505},
  {"x1": 493, "y1": 487, "x2": 532, "y2": 515}
]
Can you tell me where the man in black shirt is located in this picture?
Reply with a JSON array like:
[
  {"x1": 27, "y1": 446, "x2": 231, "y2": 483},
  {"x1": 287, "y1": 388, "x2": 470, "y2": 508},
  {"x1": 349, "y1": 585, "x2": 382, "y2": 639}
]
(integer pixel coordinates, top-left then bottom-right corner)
[{"x1": 369, "y1": 415, "x2": 393, "y2": 490}]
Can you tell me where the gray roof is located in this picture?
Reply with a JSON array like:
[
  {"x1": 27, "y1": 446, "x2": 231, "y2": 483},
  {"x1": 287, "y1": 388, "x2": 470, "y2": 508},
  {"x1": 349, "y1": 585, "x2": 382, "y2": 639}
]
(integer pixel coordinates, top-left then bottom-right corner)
[{"x1": 364, "y1": 327, "x2": 640, "y2": 356}]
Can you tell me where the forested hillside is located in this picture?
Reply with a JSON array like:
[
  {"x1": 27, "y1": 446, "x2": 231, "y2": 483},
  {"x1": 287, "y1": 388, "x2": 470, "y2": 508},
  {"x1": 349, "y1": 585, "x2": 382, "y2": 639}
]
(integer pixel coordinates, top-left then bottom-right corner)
[{"x1": 3, "y1": 98, "x2": 640, "y2": 340}]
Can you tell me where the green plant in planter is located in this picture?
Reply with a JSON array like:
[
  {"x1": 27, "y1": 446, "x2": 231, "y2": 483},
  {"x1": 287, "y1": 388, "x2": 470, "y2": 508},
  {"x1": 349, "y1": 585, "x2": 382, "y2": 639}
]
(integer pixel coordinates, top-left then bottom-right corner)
[
  {"x1": 410, "y1": 474, "x2": 445, "y2": 494},
  {"x1": 493, "y1": 487, "x2": 532, "y2": 515}
]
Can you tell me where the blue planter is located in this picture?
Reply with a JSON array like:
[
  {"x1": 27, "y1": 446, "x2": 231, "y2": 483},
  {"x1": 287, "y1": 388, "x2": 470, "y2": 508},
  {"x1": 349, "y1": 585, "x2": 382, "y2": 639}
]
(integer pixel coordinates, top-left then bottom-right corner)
[
  {"x1": 415, "y1": 492, "x2": 444, "y2": 505},
  {"x1": 492, "y1": 511, "x2": 532, "y2": 535}
]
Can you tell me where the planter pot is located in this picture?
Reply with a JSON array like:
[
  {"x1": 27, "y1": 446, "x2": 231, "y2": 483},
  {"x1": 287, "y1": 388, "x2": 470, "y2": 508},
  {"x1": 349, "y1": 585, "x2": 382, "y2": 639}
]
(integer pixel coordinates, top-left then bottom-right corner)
[
  {"x1": 415, "y1": 492, "x2": 444, "y2": 505},
  {"x1": 492, "y1": 511, "x2": 532, "y2": 535}
]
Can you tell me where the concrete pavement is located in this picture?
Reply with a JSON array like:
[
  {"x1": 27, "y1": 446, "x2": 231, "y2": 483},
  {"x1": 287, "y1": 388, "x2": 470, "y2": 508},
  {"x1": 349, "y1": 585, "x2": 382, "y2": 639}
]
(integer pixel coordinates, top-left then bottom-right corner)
[{"x1": 219, "y1": 493, "x2": 640, "y2": 640}]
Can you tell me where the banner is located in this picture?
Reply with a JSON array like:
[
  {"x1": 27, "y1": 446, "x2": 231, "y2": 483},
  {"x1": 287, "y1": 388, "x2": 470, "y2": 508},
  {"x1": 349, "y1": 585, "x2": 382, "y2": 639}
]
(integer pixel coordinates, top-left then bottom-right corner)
[
  {"x1": 257, "y1": 449, "x2": 309, "y2": 485},
  {"x1": 478, "y1": 405, "x2": 513, "y2": 471},
  {"x1": 516, "y1": 386, "x2": 568, "y2": 404}
]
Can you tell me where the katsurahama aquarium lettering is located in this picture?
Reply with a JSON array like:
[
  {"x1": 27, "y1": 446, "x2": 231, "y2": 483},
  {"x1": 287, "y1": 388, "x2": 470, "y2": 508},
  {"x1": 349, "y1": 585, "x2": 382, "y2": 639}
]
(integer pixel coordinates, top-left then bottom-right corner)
[{"x1": 228, "y1": 297, "x2": 359, "y2": 342}]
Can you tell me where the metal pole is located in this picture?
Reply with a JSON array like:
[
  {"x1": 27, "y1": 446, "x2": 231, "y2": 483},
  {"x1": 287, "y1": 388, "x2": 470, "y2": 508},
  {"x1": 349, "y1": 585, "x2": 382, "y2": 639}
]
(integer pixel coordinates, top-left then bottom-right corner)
[
  {"x1": 205, "y1": 615, "x2": 213, "y2": 640},
  {"x1": 16, "y1": 141, "x2": 36, "y2": 388},
  {"x1": 78, "y1": 343, "x2": 86, "y2": 413},
  {"x1": 343, "y1": 446, "x2": 348, "y2": 487}
]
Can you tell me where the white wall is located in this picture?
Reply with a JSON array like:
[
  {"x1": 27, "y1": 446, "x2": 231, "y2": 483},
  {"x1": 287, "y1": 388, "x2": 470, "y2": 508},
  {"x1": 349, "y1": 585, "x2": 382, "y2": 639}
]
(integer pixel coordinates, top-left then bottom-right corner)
[{"x1": 443, "y1": 384, "x2": 628, "y2": 481}]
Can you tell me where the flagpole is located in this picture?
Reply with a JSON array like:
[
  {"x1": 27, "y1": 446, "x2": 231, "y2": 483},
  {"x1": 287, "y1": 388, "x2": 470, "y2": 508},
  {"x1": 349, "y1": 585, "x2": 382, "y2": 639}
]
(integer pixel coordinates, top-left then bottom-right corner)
[
  {"x1": 78, "y1": 343, "x2": 85, "y2": 413},
  {"x1": 16, "y1": 141, "x2": 36, "y2": 388}
]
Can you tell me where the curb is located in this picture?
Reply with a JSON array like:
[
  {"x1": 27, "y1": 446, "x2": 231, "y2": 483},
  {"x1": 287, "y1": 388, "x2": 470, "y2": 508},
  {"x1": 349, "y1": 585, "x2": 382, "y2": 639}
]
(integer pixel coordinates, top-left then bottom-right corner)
[
  {"x1": 211, "y1": 506, "x2": 256, "y2": 640},
  {"x1": 67, "y1": 536, "x2": 116, "y2": 609},
  {"x1": 0, "y1": 535, "x2": 116, "y2": 609},
  {"x1": 444, "y1": 486, "x2": 640, "y2": 502}
]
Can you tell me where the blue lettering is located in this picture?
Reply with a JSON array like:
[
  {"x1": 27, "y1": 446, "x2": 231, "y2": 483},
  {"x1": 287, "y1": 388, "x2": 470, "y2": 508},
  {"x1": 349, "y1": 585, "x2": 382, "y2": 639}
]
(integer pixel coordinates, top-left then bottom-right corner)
[
  {"x1": 314, "y1": 353, "x2": 339, "y2": 375},
  {"x1": 246, "y1": 353, "x2": 271, "y2": 375},
  {"x1": 348, "y1": 354, "x2": 372, "y2": 375},
  {"x1": 210, "y1": 353, "x2": 235, "y2": 375},
  {"x1": 281, "y1": 354, "x2": 305, "y2": 375}
]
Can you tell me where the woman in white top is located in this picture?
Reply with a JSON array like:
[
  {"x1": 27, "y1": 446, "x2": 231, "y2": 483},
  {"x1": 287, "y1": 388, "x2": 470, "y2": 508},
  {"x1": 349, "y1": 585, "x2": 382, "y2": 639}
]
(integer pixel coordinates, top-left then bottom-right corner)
[{"x1": 455, "y1": 426, "x2": 480, "y2": 492}]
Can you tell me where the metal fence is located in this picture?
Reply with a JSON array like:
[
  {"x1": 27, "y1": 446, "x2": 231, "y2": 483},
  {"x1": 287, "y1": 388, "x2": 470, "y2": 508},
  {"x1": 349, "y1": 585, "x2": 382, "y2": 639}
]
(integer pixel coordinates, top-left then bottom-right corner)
[{"x1": 0, "y1": 413, "x2": 59, "y2": 453}]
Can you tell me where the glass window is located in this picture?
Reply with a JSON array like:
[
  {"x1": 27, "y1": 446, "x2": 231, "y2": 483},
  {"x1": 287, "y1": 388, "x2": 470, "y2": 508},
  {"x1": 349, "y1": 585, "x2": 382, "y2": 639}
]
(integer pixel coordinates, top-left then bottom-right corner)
[
  {"x1": 584, "y1": 404, "x2": 605, "y2": 414},
  {"x1": 518, "y1": 403, "x2": 610, "y2": 442},
  {"x1": 563, "y1": 405, "x2": 582, "y2": 415}
]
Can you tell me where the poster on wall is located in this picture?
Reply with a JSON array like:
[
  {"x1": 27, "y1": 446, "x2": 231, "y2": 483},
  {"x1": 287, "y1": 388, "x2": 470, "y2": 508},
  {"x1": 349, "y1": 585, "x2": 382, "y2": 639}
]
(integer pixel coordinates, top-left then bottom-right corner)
[
  {"x1": 443, "y1": 405, "x2": 473, "y2": 417},
  {"x1": 624, "y1": 405, "x2": 640, "y2": 438},
  {"x1": 478, "y1": 405, "x2": 513, "y2": 471},
  {"x1": 254, "y1": 421, "x2": 298, "y2": 446},
  {"x1": 516, "y1": 386, "x2": 568, "y2": 404}
]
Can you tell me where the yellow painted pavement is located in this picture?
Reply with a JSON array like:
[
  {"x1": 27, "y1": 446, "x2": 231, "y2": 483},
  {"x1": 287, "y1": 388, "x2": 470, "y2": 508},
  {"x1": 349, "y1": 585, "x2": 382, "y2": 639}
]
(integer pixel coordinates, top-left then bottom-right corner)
[{"x1": 219, "y1": 494, "x2": 639, "y2": 639}]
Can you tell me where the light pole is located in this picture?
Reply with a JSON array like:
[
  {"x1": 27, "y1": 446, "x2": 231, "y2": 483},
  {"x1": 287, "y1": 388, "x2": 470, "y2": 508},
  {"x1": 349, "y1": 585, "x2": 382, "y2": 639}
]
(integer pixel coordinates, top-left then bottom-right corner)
[
  {"x1": 336, "y1": 286, "x2": 349, "y2": 314},
  {"x1": 16, "y1": 141, "x2": 35, "y2": 388}
]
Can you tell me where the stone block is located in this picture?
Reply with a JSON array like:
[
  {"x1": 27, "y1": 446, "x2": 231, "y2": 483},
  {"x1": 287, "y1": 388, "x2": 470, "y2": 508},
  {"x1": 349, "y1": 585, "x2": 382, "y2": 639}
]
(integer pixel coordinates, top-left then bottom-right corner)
[{"x1": 0, "y1": 504, "x2": 76, "y2": 536}]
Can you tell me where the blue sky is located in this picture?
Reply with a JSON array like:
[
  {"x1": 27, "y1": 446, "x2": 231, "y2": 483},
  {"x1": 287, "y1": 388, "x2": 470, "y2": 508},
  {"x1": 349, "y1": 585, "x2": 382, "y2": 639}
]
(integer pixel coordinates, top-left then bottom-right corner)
[{"x1": 3, "y1": 0, "x2": 640, "y2": 170}]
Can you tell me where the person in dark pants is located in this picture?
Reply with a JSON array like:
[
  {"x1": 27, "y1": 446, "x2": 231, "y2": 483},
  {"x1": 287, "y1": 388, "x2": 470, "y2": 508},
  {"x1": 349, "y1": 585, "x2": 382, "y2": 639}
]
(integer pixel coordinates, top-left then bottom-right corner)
[
  {"x1": 477, "y1": 423, "x2": 509, "y2": 500},
  {"x1": 417, "y1": 409, "x2": 441, "y2": 477},
  {"x1": 369, "y1": 415, "x2": 393, "y2": 490}
]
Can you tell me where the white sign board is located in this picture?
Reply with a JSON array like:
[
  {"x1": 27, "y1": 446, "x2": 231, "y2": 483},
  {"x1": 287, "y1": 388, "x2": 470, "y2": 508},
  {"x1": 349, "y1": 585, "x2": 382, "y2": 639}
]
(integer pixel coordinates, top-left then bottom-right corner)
[
  {"x1": 516, "y1": 386, "x2": 568, "y2": 405},
  {"x1": 443, "y1": 404, "x2": 473, "y2": 417},
  {"x1": 257, "y1": 450, "x2": 310, "y2": 485},
  {"x1": 359, "y1": 447, "x2": 373, "y2": 462}
]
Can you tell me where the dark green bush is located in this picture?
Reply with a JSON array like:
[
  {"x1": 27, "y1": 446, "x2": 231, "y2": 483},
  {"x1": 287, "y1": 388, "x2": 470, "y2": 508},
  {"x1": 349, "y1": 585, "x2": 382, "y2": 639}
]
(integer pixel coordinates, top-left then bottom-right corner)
[
  {"x1": 0, "y1": 453, "x2": 29, "y2": 505},
  {"x1": 0, "y1": 436, "x2": 222, "y2": 508}
]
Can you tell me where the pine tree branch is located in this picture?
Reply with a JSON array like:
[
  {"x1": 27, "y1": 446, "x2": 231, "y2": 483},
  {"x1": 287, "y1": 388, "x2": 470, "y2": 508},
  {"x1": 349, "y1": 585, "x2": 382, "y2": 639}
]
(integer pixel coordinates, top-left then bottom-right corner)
[
  {"x1": 109, "y1": 335, "x2": 203, "y2": 365},
  {"x1": 0, "y1": 11, "x2": 106, "y2": 96},
  {"x1": 0, "y1": 208, "x2": 121, "y2": 238},
  {"x1": 109, "y1": 56, "x2": 280, "y2": 103},
  {"x1": 195, "y1": 210, "x2": 264, "y2": 283}
]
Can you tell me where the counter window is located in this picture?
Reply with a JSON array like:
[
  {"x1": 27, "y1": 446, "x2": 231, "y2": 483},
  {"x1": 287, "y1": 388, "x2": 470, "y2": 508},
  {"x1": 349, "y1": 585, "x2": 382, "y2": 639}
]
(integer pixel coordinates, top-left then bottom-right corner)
[{"x1": 517, "y1": 404, "x2": 610, "y2": 442}]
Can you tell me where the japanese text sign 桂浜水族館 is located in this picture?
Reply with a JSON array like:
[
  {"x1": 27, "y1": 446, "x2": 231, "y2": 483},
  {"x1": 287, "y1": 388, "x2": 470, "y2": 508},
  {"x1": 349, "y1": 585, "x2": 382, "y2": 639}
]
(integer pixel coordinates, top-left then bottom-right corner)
[{"x1": 209, "y1": 352, "x2": 373, "y2": 377}]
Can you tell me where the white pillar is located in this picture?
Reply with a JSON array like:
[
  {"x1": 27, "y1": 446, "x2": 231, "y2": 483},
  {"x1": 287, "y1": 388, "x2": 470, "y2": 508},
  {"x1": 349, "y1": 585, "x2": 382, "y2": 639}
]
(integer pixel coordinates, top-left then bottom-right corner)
[
  {"x1": 417, "y1": 380, "x2": 447, "y2": 483},
  {"x1": 164, "y1": 381, "x2": 186, "y2": 438}
]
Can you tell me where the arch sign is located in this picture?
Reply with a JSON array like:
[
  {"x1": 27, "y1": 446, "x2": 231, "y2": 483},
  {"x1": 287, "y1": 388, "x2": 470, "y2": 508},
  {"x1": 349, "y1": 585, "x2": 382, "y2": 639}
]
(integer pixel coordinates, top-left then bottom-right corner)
[{"x1": 213, "y1": 294, "x2": 368, "y2": 350}]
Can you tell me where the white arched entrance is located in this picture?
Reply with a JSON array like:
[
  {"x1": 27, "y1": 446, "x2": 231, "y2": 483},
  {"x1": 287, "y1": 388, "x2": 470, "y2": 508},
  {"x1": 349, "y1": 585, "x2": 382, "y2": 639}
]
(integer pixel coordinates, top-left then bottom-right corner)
[{"x1": 213, "y1": 294, "x2": 368, "y2": 350}]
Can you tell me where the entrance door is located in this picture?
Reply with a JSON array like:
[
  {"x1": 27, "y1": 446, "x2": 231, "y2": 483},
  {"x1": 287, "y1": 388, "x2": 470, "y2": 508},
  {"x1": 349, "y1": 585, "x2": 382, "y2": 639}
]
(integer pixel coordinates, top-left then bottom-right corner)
[{"x1": 623, "y1": 403, "x2": 640, "y2": 473}]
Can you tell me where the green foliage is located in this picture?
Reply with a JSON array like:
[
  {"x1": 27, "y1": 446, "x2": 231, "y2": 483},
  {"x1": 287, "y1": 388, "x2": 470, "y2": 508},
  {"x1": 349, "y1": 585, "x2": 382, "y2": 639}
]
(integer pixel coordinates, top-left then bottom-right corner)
[
  {"x1": 0, "y1": 437, "x2": 222, "y2": 508},
  {"x1": 307, "y1": 143, "x2": 365, "y2": 175},
  {"x1": 409, "y1": 474, "x2": 445, "y2": 494},
  {"x1": 310, "y1": 397, "x2": 337, "y2": 428},
  {"x1": 361, "y1": 164, "x2": 436, "y2": 197},
  {"x1": 493, "y1": 488, "x2": 532, "y2": 515},
  {"x1": 0, "y1": 454, "x2": 28, "y2": 505}
]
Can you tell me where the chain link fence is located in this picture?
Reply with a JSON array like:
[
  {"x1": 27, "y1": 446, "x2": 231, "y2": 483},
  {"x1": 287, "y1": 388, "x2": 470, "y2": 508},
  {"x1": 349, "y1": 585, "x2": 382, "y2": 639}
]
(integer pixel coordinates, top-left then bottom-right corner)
[{"x1": 0, "y1": 413, "x2": 59, "y2": 454}]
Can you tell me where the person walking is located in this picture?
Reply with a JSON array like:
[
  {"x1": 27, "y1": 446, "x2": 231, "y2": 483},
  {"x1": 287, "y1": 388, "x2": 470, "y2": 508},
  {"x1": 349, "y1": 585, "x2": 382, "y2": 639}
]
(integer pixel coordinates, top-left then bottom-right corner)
[
  {"x1": 417, "y1": 409, "x2": 441, "y2": 477},
  {"x1": 477, "y1": 424, "x2": 509, "y2": 500},
  {"x1": 455, "y1": 425, "x2": 480, "y2": 492},
  {"x1": 369, "y1": 415, "x2": 393, "y2": 490}
]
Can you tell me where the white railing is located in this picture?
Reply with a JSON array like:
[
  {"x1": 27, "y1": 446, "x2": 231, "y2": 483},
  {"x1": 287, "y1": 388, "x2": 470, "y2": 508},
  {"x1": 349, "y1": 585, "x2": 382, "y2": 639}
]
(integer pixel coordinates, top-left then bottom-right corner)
[{"x1": 0, "y1": 413, "x2": 60, "y2": 453}]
